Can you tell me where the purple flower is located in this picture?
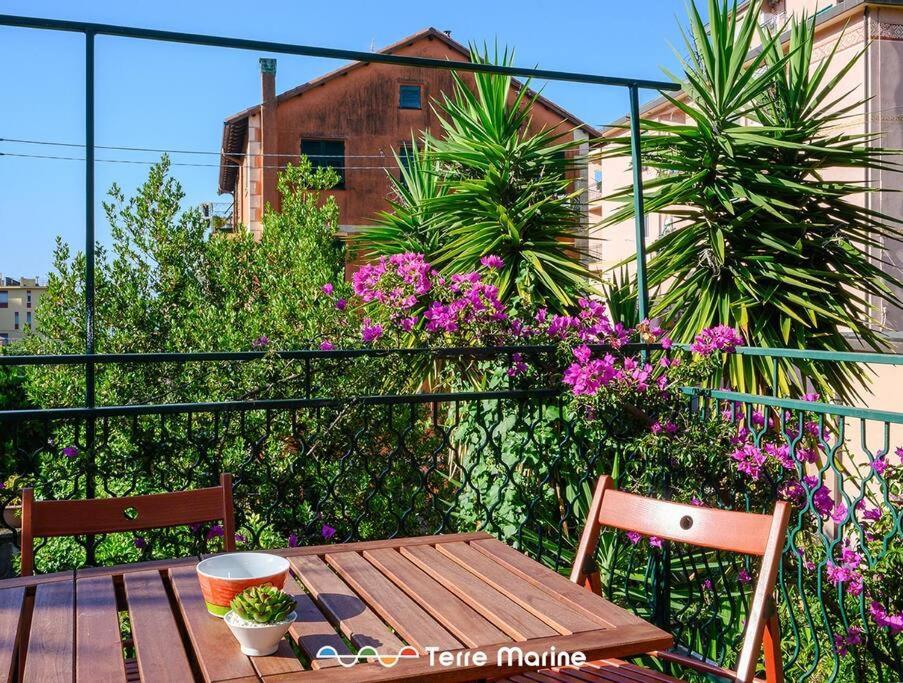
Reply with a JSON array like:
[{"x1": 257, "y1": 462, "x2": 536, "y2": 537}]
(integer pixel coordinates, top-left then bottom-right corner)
[
  {"x1": 835, "y1": 626, "x2": 863, "y2": 656},
  {"x1": 321, "y1": 524, "x2": 336, "y2": 541},
  {"x1": 361, "y1": 320, "x2": 383, "y2": 343},
  {"x1": 206, "y1": 524, "x2": 224, "y2": 540},
  {"x1": 871, "y1": 456, "x2": 888, "y2": 476},
  {"x1": 830, "y1": 503, "x2": 848, "y2": 525},
  {"x1": 252, "y1": 335, "x2": 269, "y2": 348},
  {"x1": 234, "y1": 533, "x2": 246, "y2": 543},
  {"x1": 702, "y1": 578, "x2": 713, "y2": 591},
  {"x1": 803, "y1": 392, "x2": 820, "y2": 402},
  {"x1": 897, "y1": 446, "x2": 903, "y2": 464},
  {"x1": 731, "y1": 444, "x2": 767, "y2": 480},
  {"x1": 133, "y1": 536, "x2": 147, "y2": 549},
  {"x1": 535, "y1": 308, "x2": 548, "y2": 323},
  {"x1": 691, "y1": 497, "x2": 704, "y2": 507},
  {"x1": 738, "y1": 568, "x2": 752, "y2": 584},
  {"x1": 562, "y1": 352, "x2": 618, "y2": 397},
  {"x1": 690, "y1": 325, "x2": 744, "y2": 355},
  {"x1": 649, "y1": 536, "x2": 663, "y2": 549},
  {"x1": 319, "y1": 340, "x2": 335, "y2": 351},
  {"x1": 862, "y1": 506, "x2": 882, "y2": 522},
  {"x1": 480, "y1": 254, "x2": 504, "y2": 270},
  {"x1": 288, "y1": 533, "x2": 300, "y2": 548},
  {"x1": 335, "y1": 298, "x2": 347, "y2": 311},
  {"x1": 62, "y1": 445, "x2": 79, "y2": 458},
  {"x1": 871, "y1": 602, "x2": 903, "y2": 633},
  {"x1": 661, "y1": 337, "x2": 672, "y2": 350},
  {"x1": 625, "y1": 531, "x2": 642, "y2": 545},
  {"x1": 507, "y1": 352, "x2": 527, "y2": 377},
  {"x1": 321, "y1": 283, "x2": 334, "y2": 296}
]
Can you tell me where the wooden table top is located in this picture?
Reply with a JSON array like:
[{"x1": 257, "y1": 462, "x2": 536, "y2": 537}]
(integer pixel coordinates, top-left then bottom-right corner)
[{"x1": 0, "y1": 532, "x2": 671, "y2": 682}]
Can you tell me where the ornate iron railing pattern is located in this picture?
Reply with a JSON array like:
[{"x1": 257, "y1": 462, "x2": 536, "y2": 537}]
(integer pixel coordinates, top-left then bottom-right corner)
[{"x1": 1, "y1": 346, "x2": 900, "y2": 681}]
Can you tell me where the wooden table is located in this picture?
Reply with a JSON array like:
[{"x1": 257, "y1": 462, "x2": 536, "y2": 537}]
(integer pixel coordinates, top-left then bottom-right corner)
[{"x1": 0, "y1": 532, "x2": 671, "y2": 682}]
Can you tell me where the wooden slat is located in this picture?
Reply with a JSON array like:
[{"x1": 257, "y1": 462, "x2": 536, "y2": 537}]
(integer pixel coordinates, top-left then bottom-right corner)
[
  {"x1": 401, "y1": 544, "x2": 557, "y2": 641},
  {"x1": 363, "y1": 548, "x2": 508, "y2": 648},
  {"x1": 435, "y1": 542, "x2": 601, "y2": 634},
  {"x1": 326, "y1": 551, "x2": 461, "y2": 652},
  {"x1": 0, "y1": 571, "x2": 74, "y2": 589},
  {"x1": 290, "y1": 555, "x2": 405, "y2": 654},
  {"x1": 247, "y1": 638, "x2": 302, "y2": 679},
  {"x1": 75, "y1": 576, "x2": 126, "y2": 682},
  {"x1": 471, "y1": 539, "x2": 644, "y2": 628},
  {"x1": 261, "y1": 531, "x2": 494, "y2": 560},
  {"x1": 23, "y1": 580, "x2": 74, "y2": 682},
  {"x1": 282, "y1": 576, "x2": 349, "y2": 670},
  {"x1": 0, "y1": 587, "x2": 24, "y2": 683},
  {"x1": 169, "y1": 564, "x2": 260, "y2": 682},
  {"x1": 77, "y1": 556, "x2": 197, "y2": 579},
  {"x1": 124, "y1": 570, "x2": 194, "y2": 682}
]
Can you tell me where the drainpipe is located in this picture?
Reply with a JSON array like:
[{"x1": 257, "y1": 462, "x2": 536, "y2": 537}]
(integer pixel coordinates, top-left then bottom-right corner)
[{"x1": 260, "y1": 58, "x2": 278, "y2": 221}]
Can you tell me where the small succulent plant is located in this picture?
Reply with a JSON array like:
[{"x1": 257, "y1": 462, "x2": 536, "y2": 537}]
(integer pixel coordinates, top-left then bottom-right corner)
[{"x1": 229, "y1": 584, "x2": 296, "y2": 624}]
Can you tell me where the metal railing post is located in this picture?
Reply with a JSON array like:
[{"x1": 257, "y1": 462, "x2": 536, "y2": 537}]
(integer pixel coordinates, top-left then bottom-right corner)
[
  {"x1": 84, "y1": 29, "x2": 97, "y2": 564},
  {"x1": 628, "y1": 85, "x2": 650, "y2": 322}
]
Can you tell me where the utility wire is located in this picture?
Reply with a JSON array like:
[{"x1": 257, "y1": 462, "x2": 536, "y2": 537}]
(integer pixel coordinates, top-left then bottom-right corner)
[
  {"x1": 0, "y1": 151, "x2": 402, "y2": 171},
  {"x1": 0, "y1": 137, "x2": 391, "y2": 159}
]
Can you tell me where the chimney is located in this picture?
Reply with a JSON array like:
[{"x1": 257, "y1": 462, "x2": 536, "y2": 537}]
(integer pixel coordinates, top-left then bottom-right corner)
[{"x1": 259, "y1": 58, "x2": 279, "y2": 222}]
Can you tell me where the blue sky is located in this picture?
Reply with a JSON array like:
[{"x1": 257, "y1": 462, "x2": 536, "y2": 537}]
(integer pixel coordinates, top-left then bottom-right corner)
[{"x1": 0, "y1": 0, "x2": 691, "y2": 278}]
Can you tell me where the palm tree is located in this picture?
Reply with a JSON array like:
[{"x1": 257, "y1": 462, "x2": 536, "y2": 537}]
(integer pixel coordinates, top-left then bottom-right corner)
[{"x1": 600, "y1": 0, "x2": 902, "y2": 401}]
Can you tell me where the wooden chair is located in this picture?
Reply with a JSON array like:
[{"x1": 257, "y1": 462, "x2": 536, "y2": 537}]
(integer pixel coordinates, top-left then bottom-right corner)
[
  {"x1": 20, "y1": 473, "x2": 235, "y2": 576},
  {"x1": 504, "y1": 475, "x2": 791, "y2": 683}
]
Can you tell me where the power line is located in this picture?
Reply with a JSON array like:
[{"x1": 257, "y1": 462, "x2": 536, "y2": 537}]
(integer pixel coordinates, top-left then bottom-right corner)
[
  {"x1": 0, "y1": 137, "x2": 391, "y2": 159},
  {"x1": 0, "y1": 151, "x2": 402, "y2": 171}
]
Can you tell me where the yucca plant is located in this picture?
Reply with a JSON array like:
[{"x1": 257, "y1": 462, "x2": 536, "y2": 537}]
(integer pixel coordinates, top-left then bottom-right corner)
[
  {"x1": 356, "y1": 136, "x2": 448, "y2": 256},
  {"x1": 230, "y1": 584, "x2": 296, "y2": 624},
  {"x1": 429, "y1": 46, "x2": 592, "y2": 311},
  {"x1": 357, "y1": 47, "x2": 594, "y2": 312},
  {"x1": 600, "y1": 0, "x2": 902, "y2": 401}
]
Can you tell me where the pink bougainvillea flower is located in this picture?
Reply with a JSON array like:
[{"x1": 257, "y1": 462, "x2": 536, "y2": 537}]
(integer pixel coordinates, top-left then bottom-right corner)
[
  {"x1": 321, "y1": 283, "x2": 334, "y2": 296},
  {"x1": 319, "y1": 340, "x2": 335, "y2": 351},
  {"x1": 625, "y1": 531, "x2": 642, "y2": 545},
  {"x1": 830, "y1": 503, "x2": 848, "y2": 525},
  {"x1": 731, "y1": 444, "x2": 767, "y2": 480},
  {"x1": 690, "y1": 325, "x2": 743, "y2": 355},
  {"x1": 871, "y1": 456, "x2": 888, "y2": 476},
  {"x1": 649, "y1": 536, "x2": 663, "y2": 549},
  {"x1": 738, "y1": 568, "x2": 752, "y2": 584},
  {"x1": 480, "y1": 254, "x2": 504, "y2": 269},
  {"x1": 802, "y1": 392, "x2": 820, "y2": 402},
  {"x1": 360, "y1": 320, "x2": 383, "y2": 343}
]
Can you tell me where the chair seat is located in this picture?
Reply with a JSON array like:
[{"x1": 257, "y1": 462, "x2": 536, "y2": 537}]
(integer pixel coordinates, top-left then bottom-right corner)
[{"x1": 502, "y1": 658, "x2": 684, "y2": 683}]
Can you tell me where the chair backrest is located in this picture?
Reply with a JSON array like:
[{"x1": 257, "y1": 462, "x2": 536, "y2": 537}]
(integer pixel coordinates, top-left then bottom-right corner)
[
  {"x1": 571, "y1": 475, "x2": 790, "y2": 683},
  {"x1": 20, "y1": 473, "x2": 235, "y2": 576}
]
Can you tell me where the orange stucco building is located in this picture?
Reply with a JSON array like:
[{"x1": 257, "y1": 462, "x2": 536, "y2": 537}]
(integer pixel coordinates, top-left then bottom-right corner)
[{"x1": 218, "y1": 28, "x2": 600, "y2": 243}]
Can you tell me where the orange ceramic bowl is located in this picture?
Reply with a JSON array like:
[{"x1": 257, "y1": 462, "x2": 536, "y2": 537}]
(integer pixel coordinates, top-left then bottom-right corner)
[{"x1": 196, "y1": 553, "x2": 290, "y2": 617}]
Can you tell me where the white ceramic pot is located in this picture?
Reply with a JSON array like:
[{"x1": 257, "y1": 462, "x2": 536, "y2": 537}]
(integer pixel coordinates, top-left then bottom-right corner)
[{"x1": 224, "y1": 610, "x2": 296, "y2": 656}]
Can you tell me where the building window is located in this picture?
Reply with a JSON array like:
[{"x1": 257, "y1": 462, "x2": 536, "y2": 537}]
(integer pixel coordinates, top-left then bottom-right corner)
[
  {"x1": 0, "y1": 291, "x2": 7, "y2": 308},
  {"x1": 593, "y1": 170, "x2": 603, "y2": 193},
  {"x1": 301, "y1": 139, "x2": 345, "y2": 189},
  {"x1": 399, "y1": 84, "x2": 422, "y2": 110},
  {"x1": 26, "y1": 291, "x2": 31, "y2": 309},
  {"x1": 14, "y1": 311, "x2": 19, "y2": 330},
  {"x1": 26, "y1": 312, "x2": 32, "y2": 329}
]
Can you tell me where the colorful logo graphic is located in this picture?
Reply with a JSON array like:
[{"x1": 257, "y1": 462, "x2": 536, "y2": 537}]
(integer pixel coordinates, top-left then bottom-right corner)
[{"x1": 315, "y1": 645, "x2": 420, "y2": 668}]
